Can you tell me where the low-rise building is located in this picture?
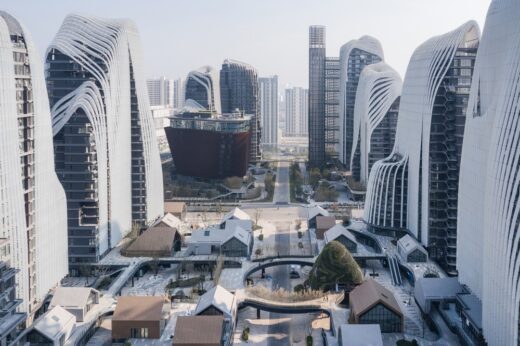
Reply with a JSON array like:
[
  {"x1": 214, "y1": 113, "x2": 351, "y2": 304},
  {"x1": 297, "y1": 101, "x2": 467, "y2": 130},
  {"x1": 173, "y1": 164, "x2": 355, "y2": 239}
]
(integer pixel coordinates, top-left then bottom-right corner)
[
  {"x1": 307, "y1": 205, "x2": 330, "y2": 229},
  {"x1": 188, "y1": 225, "x2": 253, "y2": 258},
  {"x1": 414, "y1": 277, "x2": 463, "y2": 313},
  {"x1": 315, "y1": 216, "x2": 336, "y2": 240},
  {"x1": 195, "y1": 285, "x2": 236, "y2": 333},
  {"x1": 150, "y1": 212, "x2": 182, "y2": 229},
  {"x1": 49, "y1": 287, "x2": 100, "y2": 322},
  {"x1": 26, "y1": 306, "x2": 75, "y2": 346},
  {"x1": 457, "y1": 292, "x2": 485, "y2": 345},
  {"x1": 123, "y1": 226, "x2": 181, "y2": 257},
  {"x1": 324, "y1": 225, "x2": 358, "y2": 253},
  {"x1": 397, "y1": 234, "x2": 428, "y2": 263},
  {"x1": 219, "y1": 207, "x2": 251, "y2": 229},
  {"x1": 164, "y1": 201, "x2": 187, "y2": 221},
  {"x1": 172, "y1": 315, "x2": 227, "y2": 346},
  {"x1": 349, "y1": 279, "x2": 403, "y2": 332},
  {"x1": 112, "y1": 296, "x2": 169, "y2": 342},
  {"x1": 338, "y1": 324, "x2": 383, "y2": 346}
]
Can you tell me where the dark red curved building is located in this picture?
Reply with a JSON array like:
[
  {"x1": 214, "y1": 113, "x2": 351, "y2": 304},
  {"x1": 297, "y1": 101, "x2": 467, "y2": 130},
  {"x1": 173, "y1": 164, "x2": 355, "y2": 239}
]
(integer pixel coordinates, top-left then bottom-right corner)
[{"x1": 165, "y1": 111, "x2": 251, "y2": 178}]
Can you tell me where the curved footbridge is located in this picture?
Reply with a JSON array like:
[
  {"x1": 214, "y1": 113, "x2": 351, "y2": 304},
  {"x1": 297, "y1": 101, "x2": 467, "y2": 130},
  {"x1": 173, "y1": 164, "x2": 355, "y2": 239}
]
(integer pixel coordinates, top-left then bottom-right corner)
[{"x1": 235, "y1": 289, "x2": 345, "y2": 336}]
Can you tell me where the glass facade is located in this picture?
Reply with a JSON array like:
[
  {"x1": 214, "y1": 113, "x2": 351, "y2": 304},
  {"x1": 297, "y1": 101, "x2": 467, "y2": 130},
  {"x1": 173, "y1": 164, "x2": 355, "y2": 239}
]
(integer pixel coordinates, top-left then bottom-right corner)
[
  {"x1": 343, "y1": 49, "x2": 382, "y2": 169},
  {"x1": 324, "y1": 57, "x2": 340, "y2": 160},
  {"x1": 358, "y1": 303, "x2": 401, "y2": 333},
  {"x1": 220, "y1": 60, "x2": 261, "y2": 162},
  {"x1": 427, "y1": 46, "x2": 477, "y2": 275},
  {"x1": 308, "y1": 25, "x2": 326, "y2": 168}
]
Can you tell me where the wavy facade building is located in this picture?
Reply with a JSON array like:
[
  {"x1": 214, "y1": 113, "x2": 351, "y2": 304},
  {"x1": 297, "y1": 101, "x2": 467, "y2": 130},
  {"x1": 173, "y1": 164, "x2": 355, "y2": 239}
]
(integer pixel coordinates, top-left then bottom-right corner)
[
  {"x1": 339, "y1": 36, "x2": 384, "y2": 167},
  {"x1": 0, "y1": 11, "x2": 68, "y2": 314},
  {"x1": 350, "y1": 62, "x2": 402, "y2": 184},
  {"x1": 46, "y1": 15, "x2": 163, "y2": 275},
  {"x1": 220, "y1": 59, "x2": 260, "y2": 162},
  {"x1": 185, "y1": 66, "x2": 221, "y2": 113},
  {"x1": 457, "y1": 0, "x2": 520, "y2": 343},
  {"x1": 364, "y1": 22, "x2": 479, "y2": 274}
]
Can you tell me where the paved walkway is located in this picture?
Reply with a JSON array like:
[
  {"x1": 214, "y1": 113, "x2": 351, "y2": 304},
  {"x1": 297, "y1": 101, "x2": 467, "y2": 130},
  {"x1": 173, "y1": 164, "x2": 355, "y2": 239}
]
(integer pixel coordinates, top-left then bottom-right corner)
[{"x1": 273, "y1": 161, "x2": 290, "y2": 204}]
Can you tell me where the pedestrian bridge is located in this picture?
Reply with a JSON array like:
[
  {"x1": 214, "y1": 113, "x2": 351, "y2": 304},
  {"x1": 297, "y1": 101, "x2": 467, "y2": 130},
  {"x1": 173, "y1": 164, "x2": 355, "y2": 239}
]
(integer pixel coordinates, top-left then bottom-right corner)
[{"x1": 235, "y1": 290, "x2": 344, "y2": 335}]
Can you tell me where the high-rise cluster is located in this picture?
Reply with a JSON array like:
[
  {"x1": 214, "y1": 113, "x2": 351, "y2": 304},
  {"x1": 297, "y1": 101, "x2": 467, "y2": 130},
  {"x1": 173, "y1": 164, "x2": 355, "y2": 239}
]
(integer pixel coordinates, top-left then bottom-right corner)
[
  {"x1": 364, "y1": 21, "x2": 479, "y2": 274},
  {"x1": 308, "y1": 27, "x2": 387, "y2": 169},
  {"x1": 0, "y1": 11, "x2": 68, "y2": 315},
  {"x1": 46, "y1": 14, "x2": 164, "y2": 275}
]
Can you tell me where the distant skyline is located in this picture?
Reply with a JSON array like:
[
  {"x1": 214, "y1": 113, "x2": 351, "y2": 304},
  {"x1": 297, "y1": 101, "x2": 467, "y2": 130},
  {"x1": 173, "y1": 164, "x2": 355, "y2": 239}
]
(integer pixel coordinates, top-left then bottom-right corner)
[{"x1": 4, "y1": 0, "x2": 488, "y2": 88}]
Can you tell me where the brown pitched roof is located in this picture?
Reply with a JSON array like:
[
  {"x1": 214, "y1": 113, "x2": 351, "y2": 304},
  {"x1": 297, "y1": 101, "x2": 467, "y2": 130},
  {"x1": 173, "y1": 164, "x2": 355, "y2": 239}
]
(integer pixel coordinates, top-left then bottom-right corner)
[
  {"x1": 349, "y1": 279, "x2": 403, "y2": 318},
  {"x1": 164, "y1": 201, "x2": 186, "y2": 214},
  {"x1": 125, "y1": 227, "x2": 177, "y2": 254},
  {"x1": 316, "y1": 216, "x2": 336, "y2": 230},
  {"x1": 173, "y1": 315, "x2": 224, "y2": 344},
  {"x1": 113, "y1": 296, "x2": 165, "y2": 321}
]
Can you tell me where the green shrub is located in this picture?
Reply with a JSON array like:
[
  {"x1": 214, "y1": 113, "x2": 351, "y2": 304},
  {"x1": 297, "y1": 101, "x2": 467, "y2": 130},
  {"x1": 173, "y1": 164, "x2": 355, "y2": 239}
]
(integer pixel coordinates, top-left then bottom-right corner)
[
  {"x1": 308, "y1": 241, "x2": 363, "y2": 290},
  {"x1": 294, "y1": 284, "x2": 305, "y2": 293},
  {"x1": 298, "y1": 231, "x2": 303, "y2": 238},
  {"x1": 258, "y1": 233, "x2": 264, "y2": 241},
  {"x1": 241, "y1": 327, "x2": 250, "y2": 341},
  {"x1": 306, "y1": 335, "x2": 313, "y2": 346}
]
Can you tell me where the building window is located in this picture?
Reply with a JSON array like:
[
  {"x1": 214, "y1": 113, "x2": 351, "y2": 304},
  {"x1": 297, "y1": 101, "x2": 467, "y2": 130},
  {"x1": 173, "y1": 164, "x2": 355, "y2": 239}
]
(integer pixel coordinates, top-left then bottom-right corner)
[{"x1": 130, "y1": 327, "x2": 149, "y2": 338}]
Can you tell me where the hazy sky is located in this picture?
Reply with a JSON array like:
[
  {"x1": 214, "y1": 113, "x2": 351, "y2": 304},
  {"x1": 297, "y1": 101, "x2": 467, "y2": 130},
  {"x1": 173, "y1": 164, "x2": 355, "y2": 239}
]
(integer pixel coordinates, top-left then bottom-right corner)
[{"x1": 4, "y1": 0, "x2": 490, "y2": 89}]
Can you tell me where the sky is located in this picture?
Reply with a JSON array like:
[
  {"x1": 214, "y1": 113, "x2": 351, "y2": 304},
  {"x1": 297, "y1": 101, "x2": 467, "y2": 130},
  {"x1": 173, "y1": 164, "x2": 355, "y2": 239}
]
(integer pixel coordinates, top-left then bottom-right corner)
[{"x1": 3, "y1": 0, "x2": 490, "y2": 89}]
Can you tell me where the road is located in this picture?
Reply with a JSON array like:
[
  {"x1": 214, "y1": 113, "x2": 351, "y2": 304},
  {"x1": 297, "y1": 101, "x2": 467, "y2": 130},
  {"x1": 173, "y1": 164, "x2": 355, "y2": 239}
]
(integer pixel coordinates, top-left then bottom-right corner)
[
  {"x1": 267, "y1": 221, "x2": 291, "y2": 345},
  {"x1": 273, "y1": 161, "x2": 290, "y2": 204},
  {"x1": 267, "y1": 162, "x2": 292, "y2": 345}
]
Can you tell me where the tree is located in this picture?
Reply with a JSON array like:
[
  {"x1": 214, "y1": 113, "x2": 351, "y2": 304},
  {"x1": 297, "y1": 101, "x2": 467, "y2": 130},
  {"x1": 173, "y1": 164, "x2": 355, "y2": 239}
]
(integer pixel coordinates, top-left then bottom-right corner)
[
  {"x1": 254, "y1": 208, "x2": 263, "y2": 229},
  {"x1": 307, "y1": 241, "x2": 363, "y2": 291},
  {"x1": 309, "y1": 168, "x2": 321, "y2": 188},
  {"x1": 213, "y1": 256, "x2": 224, "y2": 285}
]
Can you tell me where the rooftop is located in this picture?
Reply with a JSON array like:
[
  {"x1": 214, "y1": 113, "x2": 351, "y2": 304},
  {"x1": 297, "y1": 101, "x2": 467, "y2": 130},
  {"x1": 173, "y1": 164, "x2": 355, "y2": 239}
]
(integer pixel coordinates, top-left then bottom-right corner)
[
  {"x1": 172, "y1": 315, "x2": 224, "y2": 345},
  {"x1": 33, "y1": 306, "x2": 75, "y2": 342},
  {"x1": 349, "y1": 279, "x2": 402, "y2": 317},
  {"x1": 125, "y1": 227, "x2": 178, "y2": 255},
  {"x1": 164, "y1": 201, "x2": 186, "y2": 214},
  {"x1": 195, "y1": 285, "x2": 235, "y2": 319},
  {"x1": 190, "y1": 225, "x2": 250, "y2": 247},
  {"x1": 49, "y1": 287, "x2": 99, "y2": 309},
  {"x1": 324, "y1": 224, "x2": 356, "y2": 244},
  {"x1": 150, "y1": 213, "x2": 181, "y2": 229},
  {"x1": 339, "y1": 324, "x2": 383, "y2": 346},
  {"x1": 113, "y1": 296, "x2": 166, "y2": 322},
  {"x1": 307, "y1": 205, "x2": 330, "y2": 220},
  {"x1": 222, "y1": 207, "x2": 251, "y2": 222},
  {"x1": 316, "y1": 216, "x2": 336, "y2": 230},
  {"x1": 458, "y1": 293, "x2": 483, "y2": 329}
]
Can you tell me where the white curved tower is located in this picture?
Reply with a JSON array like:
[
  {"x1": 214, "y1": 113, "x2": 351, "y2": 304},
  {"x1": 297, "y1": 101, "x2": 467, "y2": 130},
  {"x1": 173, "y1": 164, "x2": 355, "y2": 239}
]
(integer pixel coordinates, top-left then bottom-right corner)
[
  {"x1": 457, "y1": 0, "x2": 520, "y2": 343},
  {"x1": 185, "y1": 66, "x2": 221, "y2": 113},
  {"x1": 364, "y1": 21, "x2": 479, "y2": 273},
  {"x1": 350, "y1": 62, "x2": 402, "y2": 184},
  {"x1": 339, "y1": 36, "x2": 384, "y2": 166},
  {"x1": 46, "y1": 14, "x2": 163, "y2": 274},
  {"x1": 0, "y1": 11, "x2": 68, "y2": 313}
]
